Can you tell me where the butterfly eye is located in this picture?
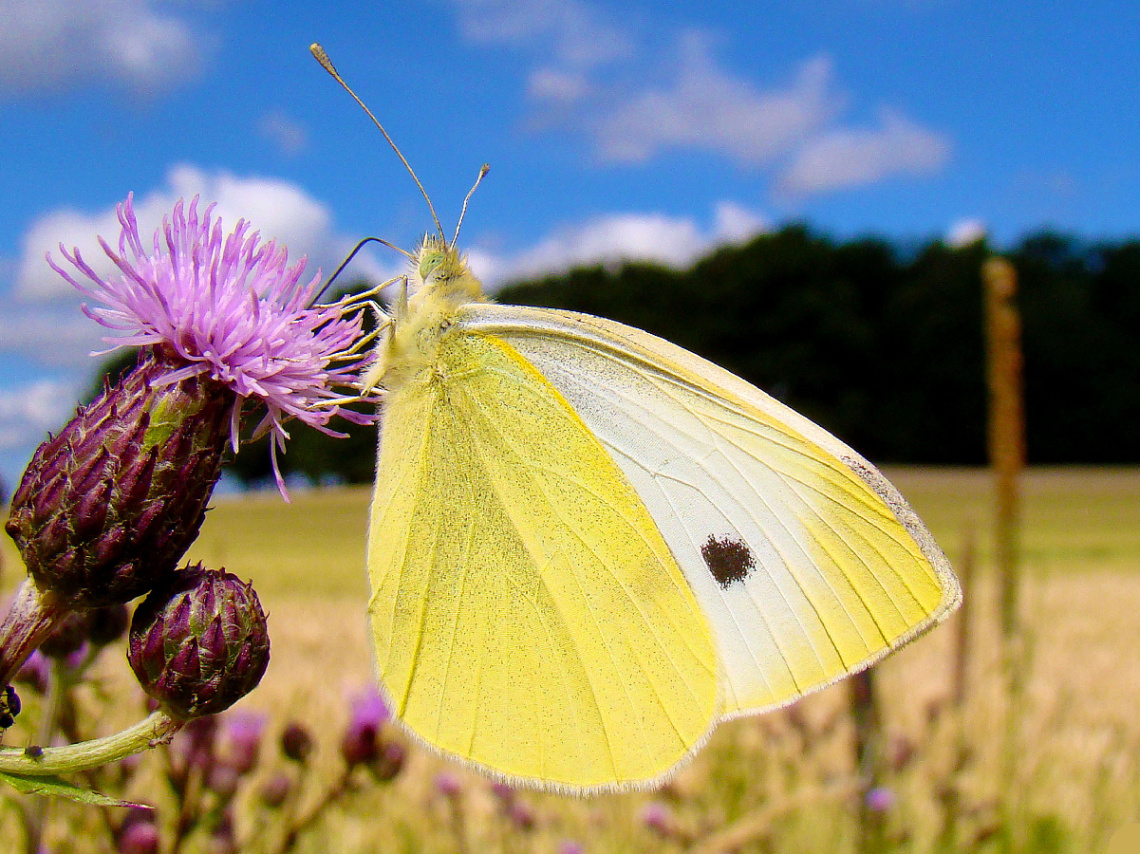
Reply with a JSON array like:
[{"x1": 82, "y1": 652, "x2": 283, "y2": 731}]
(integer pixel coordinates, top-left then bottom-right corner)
[{"x1": 418, "y1": 251, "x2": 445, "y2": 282}]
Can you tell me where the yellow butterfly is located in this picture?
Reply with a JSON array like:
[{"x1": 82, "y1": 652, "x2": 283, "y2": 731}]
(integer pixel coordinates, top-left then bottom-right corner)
[{"x1": 312, "y1": 44, "x2": 961, "y2": 795}]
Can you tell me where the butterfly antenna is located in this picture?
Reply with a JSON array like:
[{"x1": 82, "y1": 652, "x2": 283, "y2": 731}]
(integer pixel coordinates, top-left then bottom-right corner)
[
  {"x1": 452, "y1": 163, "x2": 490, "y2": 247},
  {"x1": 310, "y1": 43, "x2": 446, "y2": 243},
  {"x1": 313, "y1": 236, "x2": 414, "y2": 304}
]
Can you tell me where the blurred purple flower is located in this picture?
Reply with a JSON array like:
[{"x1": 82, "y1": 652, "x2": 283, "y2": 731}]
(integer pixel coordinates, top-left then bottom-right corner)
[
  {"x1": 340, "y1": 689, "x2": 390, "y2": 767},
  {"x1": 49, "y1": 194, "x2": 373, "y2": 492},
  {"x1": 890, "y1": 734, "x2": 917, "y2": 772},
  {"x1": 508, "y1": 798, "x2": 536, "y2": 830},
  {"x1": 489, "y1": 780, "x2": 515, "y2": 802},
  {"x1": 14, "y1": 650, "x2": 50, "y2": 694},
  {"x1": 87, "y1": 604, "x2": 131, "y2": 647},
  {"x1": 206, "y1": 763, "x2": 240, "y2": 798},
  {"x1": 219, "y1": 709, "x2": 266, "y2": 774},
  {"x1": 373, "y1": 740, "x2": 406, "y2": 782},
  {"x1": 558, "y1": 842, "x2": 585, "y2": 854},
  {"x1": 62, "y1": 642, "x2": 90, "y2": 672},
  {"x1": 641, "y1": 801, "x2": 675, "y2": 837},
  {"x1": 118, "y1": 809, "x2": 159, "y2": 854},
  {"x1": 434, "y1": 771, "x2": 462, "y2": 798},
  {"x1": 206, "y1": 812, "x2": 238, "y2": 854},
  {"x1": 865, "y1": 785, "x2": 896, "y2": 813},
  {"x1": 349, "y1": 689, "x2": 390, "y2": 729},
  {"x1": 168, "y1": 714, "x2": 218, "y2": 775},
  {"x1": 38, "y1": 611, "x2": 88, "y2": 659},
  {"x1": 119, "y1": 821, "x2": 159, "y2": 854}
]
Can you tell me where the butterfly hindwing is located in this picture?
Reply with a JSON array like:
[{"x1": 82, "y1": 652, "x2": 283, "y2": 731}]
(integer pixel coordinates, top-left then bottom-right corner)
[
  {"x1": 367, "y1": 327, "x2": 719, "y2": 790},
  {"x1": 465, "y1": 304, "x2": 961, "y2": 718}
]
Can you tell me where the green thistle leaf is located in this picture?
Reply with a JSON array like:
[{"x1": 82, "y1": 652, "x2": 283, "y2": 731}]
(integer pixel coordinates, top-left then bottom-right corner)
[{"x1": 0, "y1": 769, "x2": 142, "y2": 807}]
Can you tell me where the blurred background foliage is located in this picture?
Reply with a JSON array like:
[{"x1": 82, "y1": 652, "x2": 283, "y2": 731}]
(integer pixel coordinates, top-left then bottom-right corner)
[{"x1": 90, "y1": 226, "x2": 1140, "y2": 489}]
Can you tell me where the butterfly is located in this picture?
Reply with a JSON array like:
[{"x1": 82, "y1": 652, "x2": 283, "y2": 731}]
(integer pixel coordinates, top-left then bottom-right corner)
[{"x1": 311, "y1": 43, "x2": 961, "y2": 795}]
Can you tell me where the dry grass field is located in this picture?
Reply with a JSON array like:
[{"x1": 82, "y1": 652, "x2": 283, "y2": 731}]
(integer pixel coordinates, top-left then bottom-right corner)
[{"x1": 2, "y1": 467, "x2": 1138, "y2": 853}]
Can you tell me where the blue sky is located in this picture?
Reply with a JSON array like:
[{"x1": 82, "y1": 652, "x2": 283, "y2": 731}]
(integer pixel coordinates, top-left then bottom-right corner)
[{"x1": 0, "y1": 0, "x2": 1136, "y2": 488}]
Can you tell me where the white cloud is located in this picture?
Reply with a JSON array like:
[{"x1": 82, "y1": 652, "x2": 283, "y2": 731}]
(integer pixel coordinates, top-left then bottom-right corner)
[
  {"x1": 596, "y1": 39, "x2": 840, "y2": 167},
  {"x1": 471, "y1": 201, "x2": 769, "y2": 287},
  {"x1": 527, "y1": 67, "x2": 591, "y2": 104},
  {"x1": 775, "y1": 108, "x2": 952, "y2": 197},
  {"x1": 0, "y1": 308, "x2": 106, "y2": 367},
  {"x1": 259, "y1": 111, "x2": 310, "y2": 156},
  {"x1": 946, "y1": 218, "x2": 987, "y2": 247},
  {"x1": 451, "y1": 0, "x2": 630, "y2": 69},
  {"x1": 712, "y1": 201, "x2": 771, "y2": 244},
  {"x1": 0, "y1": 0, "x2": 203, "y2": 95},
  {"x1": 444, "y1": 2, "x2": 955, "y2": 197},
  {"x1": 0, "y1": 378, "x2": 79, "y2": 452}
]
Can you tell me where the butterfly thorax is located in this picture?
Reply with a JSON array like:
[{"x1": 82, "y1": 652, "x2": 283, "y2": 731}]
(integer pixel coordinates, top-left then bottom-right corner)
[{"x1": 368, "y1": 236, "x2": 488, "y2": 394}]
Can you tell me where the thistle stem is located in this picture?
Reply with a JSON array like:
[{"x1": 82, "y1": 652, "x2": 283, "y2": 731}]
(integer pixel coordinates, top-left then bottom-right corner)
[
  {"x1": 0, "y1": 580, "x2": 67, "y2": 688},
  {"x1": 0, "y1": 710, "x2": 183, "y2": 776}
]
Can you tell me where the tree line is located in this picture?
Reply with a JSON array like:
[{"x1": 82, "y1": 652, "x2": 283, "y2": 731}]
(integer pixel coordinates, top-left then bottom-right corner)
[{"x1": 92, "y1": 225, "x2": 1140, "y2": 487}]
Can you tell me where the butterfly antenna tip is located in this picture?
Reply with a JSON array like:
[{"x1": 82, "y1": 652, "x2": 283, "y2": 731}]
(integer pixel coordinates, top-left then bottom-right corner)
[
  {"x1": 453, "y1": 164, "x2": 490, "y2": 247},
  {"x1": 310, "y1": 42, "x2": 445, "y2": 242}
]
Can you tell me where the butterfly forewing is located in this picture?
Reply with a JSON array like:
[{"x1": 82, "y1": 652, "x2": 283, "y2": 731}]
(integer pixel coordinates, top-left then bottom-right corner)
[
  {"x1": 465, "y1": 304, "x2": 960, "y2": 718},
  {"x1": 367, "y1": 328, "x2": 719, "y2": 790}
]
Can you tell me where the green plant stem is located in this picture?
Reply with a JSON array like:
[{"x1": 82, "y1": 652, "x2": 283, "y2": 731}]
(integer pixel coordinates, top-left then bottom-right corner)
[
  {"x1": 24, "y1": 660, "x2": 66, "y2": 854},
  {"x1": 0, "y1": 710, "x2": 182, "y2": 775},
  {"x1": 264, "y1": 765, "x2": 355, "y2": 854}
]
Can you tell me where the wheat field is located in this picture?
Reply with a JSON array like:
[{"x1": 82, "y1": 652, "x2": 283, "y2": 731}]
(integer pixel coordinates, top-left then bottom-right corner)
[{"x1": 2, "y1": 468, "x2": 1138, "y2": 853}]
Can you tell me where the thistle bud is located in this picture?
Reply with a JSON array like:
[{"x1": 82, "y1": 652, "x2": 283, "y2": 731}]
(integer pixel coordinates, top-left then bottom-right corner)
[
  {"x1": 280, "y1": 721, "x2": 314, "y2": 763},
  {"x1": 6, "y1": 348, "x2": 231, "y2": 609},
  {"x1": 260, "y1": 773, "x2": 292, "y2": 807},
  {"x1": 38, "y1": 610, "x2": 89, "y2": 659},
  {"x1": 128, "y1": 564, "x2": 269, "y2": 720},
  {"x1": 87, "y1": 604, "x2": 131, "y2": 647}
]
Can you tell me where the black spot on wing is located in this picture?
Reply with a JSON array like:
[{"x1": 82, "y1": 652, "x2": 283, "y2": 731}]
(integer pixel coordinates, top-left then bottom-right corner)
[{"x1": 701, "y1": 535, "x2": 755, "y2": 588}]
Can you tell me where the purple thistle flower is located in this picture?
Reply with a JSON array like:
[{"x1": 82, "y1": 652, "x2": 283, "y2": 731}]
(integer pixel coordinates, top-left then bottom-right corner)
[
  {"x1": 865, "y1": 785, "x2": 896, "y2": 813},
  {"x1": 641, "y1": 801, "x2": 675, "y2": 838},
  {"x1": 489, "y1": 780, "x2": 515, "y2": 802},
  {"x1": 118, "y1": 817, "x2": 159, "y2": 854},
  {"x1": 508, "y1": 798, "x2": 536, "y2": 830},
  {"x1": 14, "y1": 650, "x2": 51, "y2": 694},
  {"x1": 340, "y1": 689, "x2": 390, "y2": 767},
  {"x1": 48, "y1": 194, "x2": 372, "y2": 493},
  {"x1": 434, "y1": 771, "x2": 462, "y2": 798},
  {"x1": 349, "y1": 689, "x2": 390, "y2": 729}
]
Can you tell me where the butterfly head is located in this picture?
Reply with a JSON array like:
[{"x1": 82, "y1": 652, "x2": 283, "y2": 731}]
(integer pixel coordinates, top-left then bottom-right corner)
[
  {"x1": 364, "y1": 236, "x2": 486, "y2": 395},
  {"x1": 411, "y1": 235, "x2": 484, "y2": 308}
]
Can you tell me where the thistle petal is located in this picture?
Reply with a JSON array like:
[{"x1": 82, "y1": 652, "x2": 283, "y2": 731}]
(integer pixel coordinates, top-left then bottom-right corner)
[{"x1": 48, "y1": 194, "x2": 375, "y2": 492}]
